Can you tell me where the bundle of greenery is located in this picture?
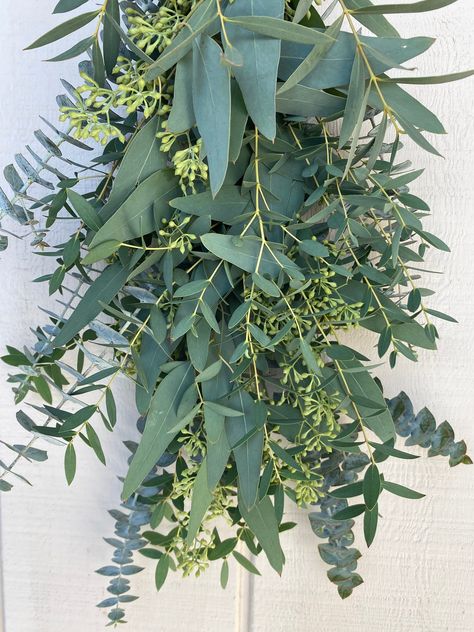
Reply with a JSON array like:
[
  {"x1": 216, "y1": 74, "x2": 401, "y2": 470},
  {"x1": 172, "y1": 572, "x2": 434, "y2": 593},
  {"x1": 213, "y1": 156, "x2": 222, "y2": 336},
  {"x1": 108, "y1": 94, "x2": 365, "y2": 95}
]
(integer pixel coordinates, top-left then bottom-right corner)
[{"x1": 0, "y1": 0, "x2": 471, "y2": 625}]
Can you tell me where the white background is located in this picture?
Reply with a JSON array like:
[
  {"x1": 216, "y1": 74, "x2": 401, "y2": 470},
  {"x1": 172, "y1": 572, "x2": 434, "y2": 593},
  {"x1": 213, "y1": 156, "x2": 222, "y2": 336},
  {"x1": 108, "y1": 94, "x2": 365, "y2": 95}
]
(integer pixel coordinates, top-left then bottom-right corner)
[{"x1": 0, "y1": 1, "x2": 473, "y2": 630}]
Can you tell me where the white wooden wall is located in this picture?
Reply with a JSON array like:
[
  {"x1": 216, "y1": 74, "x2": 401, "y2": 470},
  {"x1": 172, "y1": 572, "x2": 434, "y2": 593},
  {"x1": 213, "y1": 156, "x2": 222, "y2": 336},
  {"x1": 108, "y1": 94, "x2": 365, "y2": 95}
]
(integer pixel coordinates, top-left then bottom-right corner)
[{"x1": 0, "y1": 2, "x2": 473, "y2": 630}]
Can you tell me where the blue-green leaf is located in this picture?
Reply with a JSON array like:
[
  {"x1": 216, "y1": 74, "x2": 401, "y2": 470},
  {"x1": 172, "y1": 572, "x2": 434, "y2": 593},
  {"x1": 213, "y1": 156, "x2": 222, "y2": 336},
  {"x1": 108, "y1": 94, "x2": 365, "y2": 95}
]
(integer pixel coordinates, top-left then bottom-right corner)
[
  {"x1": 168, "y1": 53, "x2": 195, "y2": 133},
  {"x1": 53, "y1": 262, "x2": 130, "y2": 347},
  {"x1": 192, "y1": 35, "x2": 231, "y2": 195},
  {"x1": 226, "y1": 0, "x2": 284, "y2": 140},
  {"x1": 239, "y1": 495, "x2": 285, "y2": 574},
  {"x1": 226, "y1": 391, "x2": 264, "y2": 510},
  {"x1": 123, "y1": 363, "x2": 194, "y2": 499},
  {"x1": 86, "y1": 170, "x2": 179, "y2": 262},
  {"x1": 25, "y1": 10, "x2": 100, "y2": 49}
]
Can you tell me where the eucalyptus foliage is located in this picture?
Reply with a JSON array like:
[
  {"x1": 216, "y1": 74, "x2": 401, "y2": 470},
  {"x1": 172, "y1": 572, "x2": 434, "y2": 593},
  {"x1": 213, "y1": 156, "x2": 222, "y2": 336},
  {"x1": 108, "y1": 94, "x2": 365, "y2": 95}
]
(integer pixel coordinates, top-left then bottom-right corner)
[{"x1": 0, "y1": 0, "x2": 472, "y2": 624}]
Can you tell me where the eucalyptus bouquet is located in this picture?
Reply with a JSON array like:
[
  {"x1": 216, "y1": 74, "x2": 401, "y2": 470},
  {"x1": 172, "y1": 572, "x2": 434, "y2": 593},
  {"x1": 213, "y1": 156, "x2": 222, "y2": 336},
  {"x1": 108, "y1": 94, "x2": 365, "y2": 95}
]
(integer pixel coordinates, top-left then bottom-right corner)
[{"x1": 0, "y1": 0, "x2": 471, "y2": 625}]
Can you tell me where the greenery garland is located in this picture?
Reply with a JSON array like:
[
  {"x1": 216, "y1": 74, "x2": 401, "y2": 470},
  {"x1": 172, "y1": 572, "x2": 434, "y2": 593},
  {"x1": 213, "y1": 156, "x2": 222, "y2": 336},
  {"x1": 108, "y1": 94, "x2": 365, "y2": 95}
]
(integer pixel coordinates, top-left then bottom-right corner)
[{"x1": 0, "y1": 0, "x2": 472, "y2": 624}]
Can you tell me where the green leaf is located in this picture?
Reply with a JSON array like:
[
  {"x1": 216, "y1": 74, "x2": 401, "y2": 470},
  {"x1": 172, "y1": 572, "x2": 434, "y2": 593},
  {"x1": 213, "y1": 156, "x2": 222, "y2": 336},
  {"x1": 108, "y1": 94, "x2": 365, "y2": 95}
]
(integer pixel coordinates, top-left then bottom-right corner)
[
  {"x1": 202, "y1": 368, "x2": 232, "y2": 490},
  {"x1": 87, "y1": 170, "x2": 179, "y2": 261},
  {"x1": 364, "y1": 505, "x2": 378, "y2": 547},
  {"x1": 82, "y1": 241, "x2": 121, "y2": 266},
  {"x1": 67, "y1": 190, "x2": 102, "y2": 231},
  {"x1": 278, "y1": 15, "x2": 343, "y2": 94},
  {"x1": 225, "y1": 0, "x2": 284, "y2": 140},
  {"x1": 332, "y1": 504, "x2": 366, "y2": 520},
  {"x1": 25, "y1": 10, "x2": 100, "y2": 49},
  {"x1": 418, "y1": 230, "x2": 450, "y2": 252},
  {"x1": 351, "y1": 0, "x2": 458, "y2": 14},
  {"x1": 229, "y1": 301, "x2": 252, "y2": 328},
  {"x1": 220, "y1": 559, "x2": 229, "y2": 588},
  {"x1": 123, "y1": 363, "x2": 194, "y2": 499},
  {"x1": 205, "y1": 401, "x2": 243, "y2": 417},
  {"x1": 279, "y1": 33, "x2": 433, "y2": 90},
  {"x1": 329, "y1": 482, "x2": 363, "y2": 499},
  {"x1": 170, "y1": 186, "x2": 250, "y2": 223},
  {"x1": 252, "y1": 273, "x2": 280, "y2": 298},
  {"x1": 54, "y1": 0, "x2": 89, "y2": 12},
  {"x1": 106, "y1": 389, "x2": 117, "y2": 428},
  {"x1": 383, "y1": 480, "x2": 425, "y2": 499},
  {"x1": 168, "y1": 53, "x2": 195, "y2": 133},
  {"x1": 276, "y1": 84, "x2": 346, "y2": 118},
  {"x1": 46, "y1": 35, "x2": 94, "y2": 62},
  {"x1": 155, "y1": 555, "x2": 170, "y2": 591},
  {"x1": 192, "y1": 35, "x2": 231, "y2": 195},
  {"x1": 227, "y1": 15, "x2": 336, "y2": 45},
  {"x1": 369, "y1": 441, "x2": 419, "y2": 460},
  {"x1": 64, "y1": 443, "x2": 76, "y2": 486},
  {"x1": 187, "y1": 320, "x2": 211, "y2": 371},
  {"x1": 363, "y1": 464, "x2": 381, "y2": 510},
  {"x1": 269, "y1": 441, "x2": 302, "y2": 472},
  {"x1": 299, "y1": 338, "x2": 320, "y2": 374},
  {"x1": 383, "y1": 69, "x2": 474, "y2": 85},
  {"x1": 104, "y1": 116, "x2": 167, "y2": 214},
  {"x1": 292, "y1": 0, "x2": 313, "y2": 24},
  {"x1": 61, "y1": 405, "x2": 96, "y2": 432},
  {"x1": 92, "y1": 39, "x2": 105, "y2": 85},
  {"x1": 174, "y1": 280, "x2": 208, "y2": 298},
  {"x1": 196, "y1": 360, "x2": 223, "y2": 383},
  {"x1": 335, "y1": 359, "x2": 395, "y2": 442},
  {"x1": 343, "y1": 83, "x2": 371, "y2": 177},
  {"x1": 229, "y1": 82, "x2": 248, "y2": 163},
  {"x1": 103, "y1": 0, "x2": 121, "y2": 75},
  {"x1": 424, "y1": 308, "x2": 457, "y2": 323},
  {"x1": 344, "y1": 1, "x2": 400, "y2": 37},
  {"x1": 226, "y1": 391, "x2": 264, "y2": 510},
  {"x1": 340, "y1": 51, "x2": 365, "y2": 148},
  {"x1": 232, "y1": 550, "x2": 261, "y2": 575},
  {"x1": 369, "y1": 82, "x2": 444, "y2": 134},
  {"x1": 53, "y1": 262, "x2": 129, "y2": 347},
  {"x1": 239, "y1": 495, "x2": 285, "y2": 574},
  {"x1": 201, "y1": 233, "x2": 301, "y2": 279},
  {"x1": 86, "y1": 424, "x2": 106, "y2": 465},
  {"x1": 186, "y1": 459, "x2": 214, "y2": 544},
  {"x1": 299, "y1": 240, "x2": 330, "y2": 258}
]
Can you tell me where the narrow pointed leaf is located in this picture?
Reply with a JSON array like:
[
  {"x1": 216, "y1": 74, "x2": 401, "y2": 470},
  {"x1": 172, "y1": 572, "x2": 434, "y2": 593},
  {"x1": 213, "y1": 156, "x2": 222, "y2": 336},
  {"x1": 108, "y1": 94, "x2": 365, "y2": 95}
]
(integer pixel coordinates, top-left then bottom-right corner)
[
  {"x1": 26, "y1": 11, "x2": 100, "y2": 49},
  {"x1": 53, "y1": 262, "x2": 129, "y2": 347},
  {"x1": 123, "y1": 363, "x2": 194, "y2": 499},
  {"x1": 192, "y1": 35, "x2": 231, "y2": 195},
  {"x1": 225, "y1": 0, "x2": 284, "y2": 140}
]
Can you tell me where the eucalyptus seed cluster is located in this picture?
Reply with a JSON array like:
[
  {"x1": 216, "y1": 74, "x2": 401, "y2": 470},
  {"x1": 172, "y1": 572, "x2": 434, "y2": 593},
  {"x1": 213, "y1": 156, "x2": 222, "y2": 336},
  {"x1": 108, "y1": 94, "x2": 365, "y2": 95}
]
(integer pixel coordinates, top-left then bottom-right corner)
[
  {"x1": 173, "y1": 534, "x2": 213, "y2": 578},
  {"x1": 295, "y1": 478, "x2": 325, "y2": 506},
  {"x1": 158, "y1": 124, "x2": 209, "y2": 192},
  {"x1": 59, "y1": 75, "x2": 127, "y2": 145},
  {"x1": 59, "y1": 58, "x2": 171, "y2": 144},
  {"x1": 172, "y1": 139, "x2": 209, "y2": 193},
  {"x1": 126, "y1": 2, "x2": 196, "y2": 56},
  {"x1": 113, "y1": 57, "x2": 171, "y2": 117},
  {"x1": 162, "y1": 461, "x2": 234, "y2": 577},
  {"x1": 158, "y1": 215, "x2": 197, "y2": 254}
]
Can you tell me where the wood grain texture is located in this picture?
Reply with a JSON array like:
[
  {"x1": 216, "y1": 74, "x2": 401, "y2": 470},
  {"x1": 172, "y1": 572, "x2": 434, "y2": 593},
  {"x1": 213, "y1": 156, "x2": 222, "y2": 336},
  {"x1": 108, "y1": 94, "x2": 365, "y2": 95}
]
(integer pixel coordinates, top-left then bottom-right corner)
[{"x1": 0, "y1": 1, "x2": 473, "y2": 630}]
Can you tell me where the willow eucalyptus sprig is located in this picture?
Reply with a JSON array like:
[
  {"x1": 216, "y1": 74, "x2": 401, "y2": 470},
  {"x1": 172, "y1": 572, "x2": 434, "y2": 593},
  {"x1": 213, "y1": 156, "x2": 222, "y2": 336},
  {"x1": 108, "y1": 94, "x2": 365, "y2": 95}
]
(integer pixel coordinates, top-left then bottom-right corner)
[{"x1": 1, "y1": 0, "x2": 472, "y2": 625}]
